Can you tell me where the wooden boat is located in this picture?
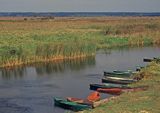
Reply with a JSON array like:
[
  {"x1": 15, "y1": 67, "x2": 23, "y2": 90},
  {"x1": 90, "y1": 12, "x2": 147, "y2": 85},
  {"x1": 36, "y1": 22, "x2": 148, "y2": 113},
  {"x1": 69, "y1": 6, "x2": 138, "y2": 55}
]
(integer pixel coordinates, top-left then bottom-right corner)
[
  {"x1": 143, "y1": 58, "x2": 153, "y2": 62},
  {"x1": 104, "y1": 71, "x2": 132, "y2": 77},
  {"x1": 113, "y1": 70, "x2": 132, "y2": 73},
  {"x1": 87, "y1": 91, "x2": 100, "y2": 102},
  {"x1": 67, "y1": 97, "x2": 85, "y2": 103},
  {"x1": 102, "y1": 77, "x2": 137, "y2": 85},
  {"x1": 105, "y1": 76, "x2": 136, "y2": 81},
  {"x1": 67, "y1": 96, "x2": 118, "y2": 108},
  {"x1": 97, "y1": 88, "x2": 122, "y2": 95},
  {"x1": 143, "y1": 57, "x2": 160, "y2": 62},
  {"x1": 103, "y1": 83, "x2": 128, "y2": 88},
  {"x1": 90, "y1": 83, "x2": 129, "y2": 90},
  {"x1": 54, "y1": 97, "x2": 91, "y2": 111},
  {"x1": 67, "y1": 97, "x2": 93, "y2": 106},
  {"x1": 113, "y1": 70, "x2": 138, "y2": 74},
  {"x1": 66, "y1": 91, "x2": 100, "y2": 108}
]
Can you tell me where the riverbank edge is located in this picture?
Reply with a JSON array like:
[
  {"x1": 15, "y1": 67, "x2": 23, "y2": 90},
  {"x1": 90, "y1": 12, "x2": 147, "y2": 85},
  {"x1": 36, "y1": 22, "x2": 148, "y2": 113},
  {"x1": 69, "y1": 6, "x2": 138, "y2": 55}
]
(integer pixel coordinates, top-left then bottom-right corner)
[
  {"x1": 0, "y1": 53, "x2": 96, "y2": 68},
  {"x1": 80, "y1": 62, "x2": 160, "y2": 113}
]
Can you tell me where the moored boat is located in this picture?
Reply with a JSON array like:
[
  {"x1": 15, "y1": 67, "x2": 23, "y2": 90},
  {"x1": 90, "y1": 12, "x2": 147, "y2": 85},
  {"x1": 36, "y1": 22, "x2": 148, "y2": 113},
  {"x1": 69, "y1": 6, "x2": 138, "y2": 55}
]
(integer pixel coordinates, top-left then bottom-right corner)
[
  {"x1": 143, "y1": 58, "x2": 153, "y2": 62},
  {"x1": 104, "y1": 71, "x2": 132, "y2": 77},
  {"x1": 105, "y1": 76, "x2": 136, "y2": 81},
  {"x1": 87, "y1": 91, "x2": 100, "y2": 102},
  {"x1": 97, "y1": 88, "x2": 122, "y2": 95},
  {"x1": 90, "y1": 83, "x2": 129, "y2": 90},
  {"x1": 102, "y1": 77, "x2": 137, "y2": 85},
  {"x1": 54, "y1": 97, "x2": 91, "y2": 111},
  {"x1": 66, "y1": 91, "x2": 100, "y2": 108},
  {"x1": 143, "y1": 57, "x2": 160, "y2": 62},
  {"x1": 103, "y1": 83, "x2": 128, "y2": 88},
  {"x1": 67, "y1": 97, "x2": 93, "y2": 106},
  {"x1": 113, "y1": 70, "x2": 138, "y2": 74}
]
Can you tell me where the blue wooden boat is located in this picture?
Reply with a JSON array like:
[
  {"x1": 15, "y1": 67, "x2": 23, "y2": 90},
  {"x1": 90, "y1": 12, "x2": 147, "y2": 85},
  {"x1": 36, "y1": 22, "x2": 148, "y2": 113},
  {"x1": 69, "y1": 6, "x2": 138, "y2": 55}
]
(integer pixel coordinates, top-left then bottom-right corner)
[{"x1": 54, "y1": 97, "x2": 91, "y2": 111}]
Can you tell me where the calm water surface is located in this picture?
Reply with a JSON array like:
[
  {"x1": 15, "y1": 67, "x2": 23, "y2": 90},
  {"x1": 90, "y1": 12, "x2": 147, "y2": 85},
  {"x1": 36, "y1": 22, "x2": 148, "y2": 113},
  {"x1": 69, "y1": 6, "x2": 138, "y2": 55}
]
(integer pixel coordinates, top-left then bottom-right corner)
[{"x1": 0, "y1": 46, "x2": 160, "y2": 113}]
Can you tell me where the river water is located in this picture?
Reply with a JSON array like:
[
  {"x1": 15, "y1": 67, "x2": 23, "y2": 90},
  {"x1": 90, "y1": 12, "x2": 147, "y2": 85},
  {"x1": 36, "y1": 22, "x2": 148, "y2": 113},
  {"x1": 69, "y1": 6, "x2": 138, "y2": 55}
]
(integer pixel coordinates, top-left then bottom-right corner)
[{"x1": 0, "y1": 46, "x2": 160, "y2": 113}]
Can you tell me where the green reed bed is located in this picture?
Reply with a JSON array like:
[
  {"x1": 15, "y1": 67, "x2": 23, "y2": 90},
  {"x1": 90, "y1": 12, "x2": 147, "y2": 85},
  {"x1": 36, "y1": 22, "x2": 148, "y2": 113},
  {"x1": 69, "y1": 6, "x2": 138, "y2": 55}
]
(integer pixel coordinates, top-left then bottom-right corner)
[{"x1": 0, "y1": 41, "x2": 96, "y2": 67}]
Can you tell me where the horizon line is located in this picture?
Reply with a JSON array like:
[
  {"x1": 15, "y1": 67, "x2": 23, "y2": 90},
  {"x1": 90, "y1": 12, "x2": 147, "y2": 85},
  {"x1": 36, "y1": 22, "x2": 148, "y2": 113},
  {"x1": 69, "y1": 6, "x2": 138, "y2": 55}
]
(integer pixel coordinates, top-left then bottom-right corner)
[{"x1": 0, "y1": 11, "x2": 160, "y2": 13}]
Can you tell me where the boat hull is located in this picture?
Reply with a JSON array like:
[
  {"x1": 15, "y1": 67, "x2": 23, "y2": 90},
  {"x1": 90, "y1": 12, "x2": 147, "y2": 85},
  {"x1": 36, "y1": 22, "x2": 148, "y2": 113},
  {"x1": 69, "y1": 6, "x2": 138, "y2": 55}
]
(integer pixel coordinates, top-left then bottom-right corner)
[
  {"x1": 143, "y1": 58, "x2": 153, "y2": 62},
  {"x1": 97, "y1": 88, "x2": 122, "y2": 95},
  {"x1": 54, "y1": 97, "x2": 91, "y2": 111},
  {"x1": 104, "y1": 71, "x2": 132, "y2": 77},
  {"x1": 90, "y1": 84, "x2": 129, "y2": 90},
  {"x1": 102, "y1": 78, "x2": 136, "y2": 85},
  {"x1": 105, "y1": 76, "x2": 136, "y2": 81},
  {"x1": 66, "y1": 97, "x2": 93, "y2": 107}
]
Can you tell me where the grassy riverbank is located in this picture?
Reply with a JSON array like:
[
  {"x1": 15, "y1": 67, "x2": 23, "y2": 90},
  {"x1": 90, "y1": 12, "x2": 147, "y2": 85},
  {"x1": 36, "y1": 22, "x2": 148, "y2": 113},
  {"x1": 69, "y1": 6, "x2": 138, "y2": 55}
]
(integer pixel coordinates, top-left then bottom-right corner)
[
  {"x1": 80, "y1": 62, "x2": 160, "y2": 113},
  {"x1": 0, "y1": 17, "x2": 160, "y2": 67}
]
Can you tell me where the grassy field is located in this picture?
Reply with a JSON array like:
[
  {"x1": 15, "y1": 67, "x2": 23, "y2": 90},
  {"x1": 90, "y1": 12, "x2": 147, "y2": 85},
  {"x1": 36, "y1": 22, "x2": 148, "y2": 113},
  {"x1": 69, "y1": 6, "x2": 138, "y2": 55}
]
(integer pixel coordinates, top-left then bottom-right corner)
[
  {"x1": 80, "y1": 61, "x2": 160, "y2": 113},
  {"x1": 0, "y1": 17, "x2": 160, "y2": 67}
]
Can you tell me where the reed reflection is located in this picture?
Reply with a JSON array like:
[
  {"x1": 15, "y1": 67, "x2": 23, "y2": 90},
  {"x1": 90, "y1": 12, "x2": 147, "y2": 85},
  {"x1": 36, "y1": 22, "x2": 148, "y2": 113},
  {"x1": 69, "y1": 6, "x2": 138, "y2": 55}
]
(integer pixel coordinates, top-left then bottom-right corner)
[
  {"x1": 0, "y1": 56, "x2": 95, "y2": 79},
  {"x1": 0, "y1": 66, "x2": 26, "y2": 80},
  {"x1": 35, "y1": 56, "x2": 95, "y2": 75}
]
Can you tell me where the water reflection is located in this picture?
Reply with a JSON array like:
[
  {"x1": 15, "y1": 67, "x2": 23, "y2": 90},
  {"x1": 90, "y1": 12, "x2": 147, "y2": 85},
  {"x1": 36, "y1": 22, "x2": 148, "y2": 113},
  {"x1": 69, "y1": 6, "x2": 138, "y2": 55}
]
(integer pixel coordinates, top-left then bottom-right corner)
[
  {"x1": 0, "y1": 56, "x2": 95, "y2": 79},
  {"x1": 0, "y1": 67, "x2": 26, "y2": 80},
  {"x1": 98, "y1": 46, "x2": 133, "y2": 55},
  {"x1": 35, "y1": 56, "x2": 95, "y2": 75}
]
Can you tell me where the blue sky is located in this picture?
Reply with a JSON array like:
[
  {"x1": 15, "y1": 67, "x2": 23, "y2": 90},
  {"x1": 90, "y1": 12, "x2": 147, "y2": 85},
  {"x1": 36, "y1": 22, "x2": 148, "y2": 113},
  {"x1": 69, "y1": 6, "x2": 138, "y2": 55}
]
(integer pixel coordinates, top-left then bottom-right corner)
[{"x1": 0, "y1": 0, "x2": 160, "y2": 12}]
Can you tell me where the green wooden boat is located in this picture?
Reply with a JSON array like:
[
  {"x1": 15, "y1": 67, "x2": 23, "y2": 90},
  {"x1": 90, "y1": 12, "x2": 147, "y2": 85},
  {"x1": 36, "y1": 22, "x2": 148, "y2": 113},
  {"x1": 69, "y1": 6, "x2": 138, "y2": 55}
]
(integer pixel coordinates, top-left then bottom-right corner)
[
  {"x1": 113, "y1": 70, "x2": 138, "y2": 74},
  {"x1": 103, "y1": 83, "x2": 128, "y2": 88},
  {"x1": 54, "y1": 97, "x2": 91, "y2": 111},
  {"x1": 104, "y1": 71, "x2": 132, "y2": 77},
  {"x1": 90, "y1": 83, "x2": 129, "y2": 90}
]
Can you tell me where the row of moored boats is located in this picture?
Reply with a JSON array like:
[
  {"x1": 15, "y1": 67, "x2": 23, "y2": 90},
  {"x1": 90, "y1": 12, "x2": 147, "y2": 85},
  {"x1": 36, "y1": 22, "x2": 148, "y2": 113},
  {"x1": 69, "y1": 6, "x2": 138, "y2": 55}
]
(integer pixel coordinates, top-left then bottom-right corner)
[{"x1": 54, "y1": 57, "x2": 159, "y2": 111}]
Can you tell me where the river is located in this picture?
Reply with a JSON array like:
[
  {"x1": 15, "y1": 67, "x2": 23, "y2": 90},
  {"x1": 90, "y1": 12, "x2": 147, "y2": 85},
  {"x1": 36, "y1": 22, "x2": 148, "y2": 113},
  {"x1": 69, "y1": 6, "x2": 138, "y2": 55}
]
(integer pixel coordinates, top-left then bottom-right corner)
[{"x1": 0, "y1": 46, "x2": 160, "y2": 113}]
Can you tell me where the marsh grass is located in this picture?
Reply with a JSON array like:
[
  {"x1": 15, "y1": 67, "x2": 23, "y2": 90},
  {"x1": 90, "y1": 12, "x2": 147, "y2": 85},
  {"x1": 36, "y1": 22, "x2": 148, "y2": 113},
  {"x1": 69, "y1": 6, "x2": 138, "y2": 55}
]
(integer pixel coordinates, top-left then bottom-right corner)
[{"x1": 0, "y1": 17, "x2": 160, "y2": 67}]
